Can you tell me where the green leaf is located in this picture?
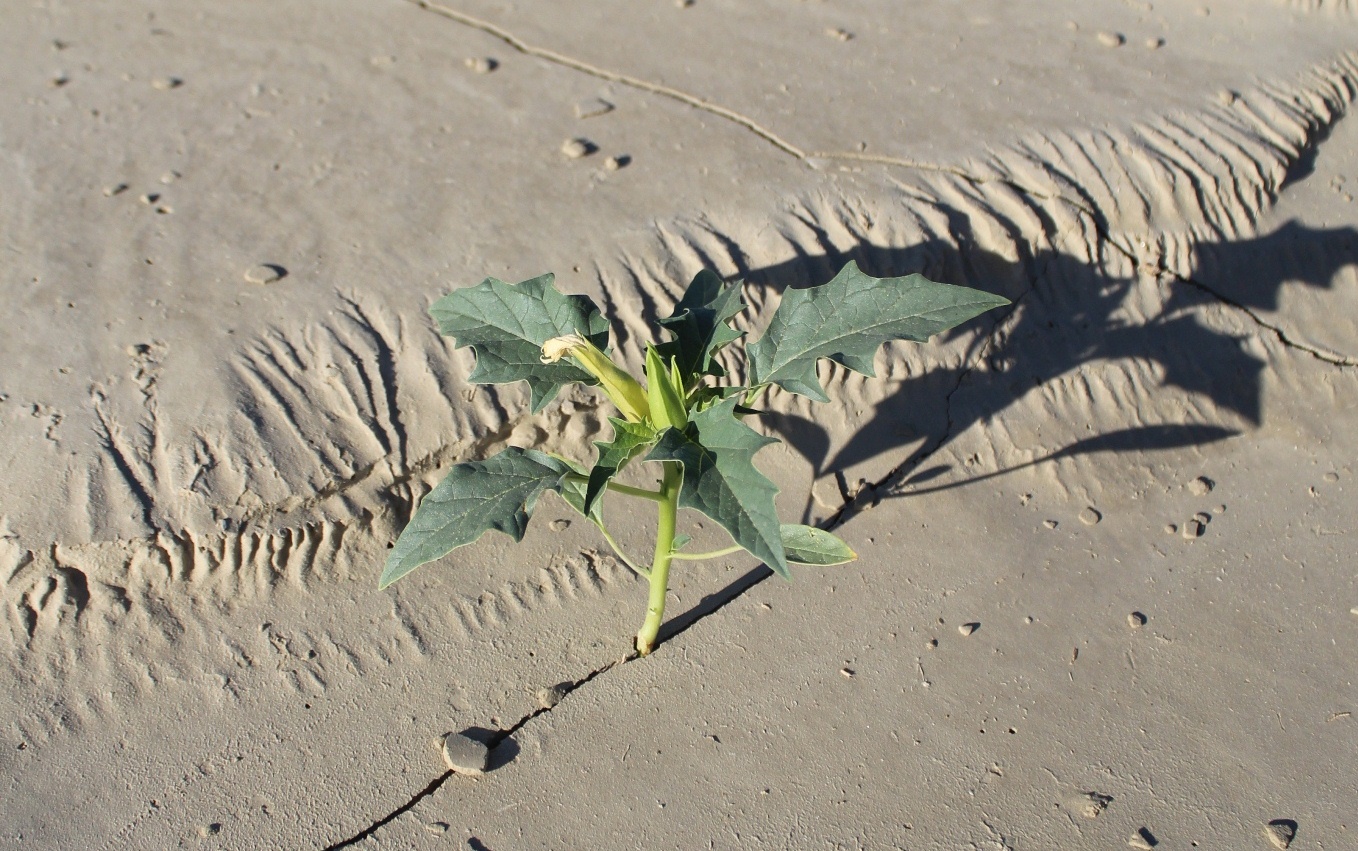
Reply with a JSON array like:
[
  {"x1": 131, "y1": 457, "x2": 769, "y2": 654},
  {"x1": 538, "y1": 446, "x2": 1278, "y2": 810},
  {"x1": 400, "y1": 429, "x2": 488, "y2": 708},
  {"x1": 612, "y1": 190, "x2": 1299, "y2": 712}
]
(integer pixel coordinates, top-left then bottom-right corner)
[
  {"x1": 671, "y1": 534, "x2": 693, "y2": 552},
  {"x1": 584, "y1": 417, "x2": 659, "y2": 515},
  {"x1": 645, "y1": 397, "x2": 788, "y2": 577},
  {"x1": 780, "y1": 524, "x2": 856, "y2": 565},
  {"x1": 380, "y1": 447, "x2": 569, "y2": 588},
  {"x1": 747, "y1": 260, "x2": 1010, "y2": 401},
  {"x1": 430, "y1": 273, "x2": 611, "y2": 412},
  {"x1": 548, "y1": 454, "x2": 604, "y2": 526},
  {"x1": 657, "y1": 269, "x2": 746, "y2": 379}
]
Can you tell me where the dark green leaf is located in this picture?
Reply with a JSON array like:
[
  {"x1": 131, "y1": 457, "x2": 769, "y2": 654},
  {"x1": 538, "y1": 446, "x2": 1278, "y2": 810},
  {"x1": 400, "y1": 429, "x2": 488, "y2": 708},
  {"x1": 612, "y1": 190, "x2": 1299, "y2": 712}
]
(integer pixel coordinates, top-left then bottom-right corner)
[
  {"x1": 430, "y1": 273, "x2": 611, "y2": 412},
  {"x1": 645, "y1": 397, "x2": 788, "y2": 577},
  {"x1": 584, "y1": 418, "x2": 659, "y2": 515},
  {"x1": 380, "y1": 447, "x2": 569, "y2": 588},
  {"x1": 748, "y1": 260, "x2": 1010, "y2": 401},
  {"x1": 780, "y1": 524, "x2": 856, "y2": 565},
  {"x1": 657, "y1": 269, "x2": 746, "y2": 379}
]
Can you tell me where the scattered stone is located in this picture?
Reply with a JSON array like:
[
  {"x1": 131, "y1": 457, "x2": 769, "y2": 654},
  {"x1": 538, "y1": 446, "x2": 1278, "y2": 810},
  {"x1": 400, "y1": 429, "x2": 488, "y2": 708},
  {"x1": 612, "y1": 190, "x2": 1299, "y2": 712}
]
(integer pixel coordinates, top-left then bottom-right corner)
[
  {"x1": 560, "y1": 138, "x2": 595, "y2": 159},
  {"x1": 139, "y1": 192, "x2": 160, "y2": 205},
  {"x1": 1188, "y1": 476, "x2": 1214, "y2": 496},
  {"x1": 1350, "y1": 607, "x2": 1358, "y2": 616},
  {"x1": 158, "y1": 170, "x2": 180, "y2": 184},
  {"x1": 1079, "y1": 507, "x2": 1102, "y2": 526},
  {"x1": 1218, "y1": 89, "x2": 1239, "y2": 106},
  {"x1": 1145, "y1": 36, "x2": 1165, "y2": 49},
  {"x1": 574, "y1": 98, "x2": 614, "y2": 119},
  {"x1": 1265, "y1": 819, "x2": 1297, "y2": 849},
  {"x1": 1128, "y1": 827, "x2": 1158, "y2": 848},
  {"x1": 197, "y1": 823, "x2": 222, "y2": 838},
  {"x1": 1128, "y1": 611, "x2": 1148, "y2": 628},
  {"x1": 604, "y1": 154, "x2": 631, "y2": 171},
  {"x1": 958, "y1": 622, "x2": 979, "y2": 637},
  {"x1": 537, "y1": 681, "x2": 568, "y2": 708},
  {"x1": 1163, "y1": 523, "x2": 1177, "y2": 535},
  {"x1": 441, "y1": 731, "x2": 489, "y2": 775},
  {"x1": 1080, "y1": 792, "x2": 1114, "y2": 818},
  {"x1": 927, "y1": 638, "x2": 938, "y2": 648},
  {"x1": 425, "y1": 821, "x2": 450, "y2": 834},
  {"x1": 243, "y1": 264, "x2": 286, "y2": 285},
  {"x1": 1182, "y1": 519, "x2": 1204, "y2": 539},
  {"x1": 1043, "y1": 519, "x2": 1059, "y2": 530},
  {"x1": 50, "y1": 73, "x2": 70, "y2": 88},
  {"x1": 548, "y1": 518, "x2": 570, "y2": 532},
  {"x1": 676, "y1": 0, "x2": 694, "y2": 6},
  {"x1": 151, "y1": 76, "x2": 183, "y2": 90},
  {"x1": 826, "y1": 27, "x2": 854, "y2": 41},
  {"x1": 465, "y1": 56, "x2": 498, "y2": 74},
  {"x1": 840, "y1": 667, "x2": 855, "y2": 678},
  {"x1": 1194, "y1": 511, "x2": 1212, "y2": 525},
  {"x1": 1097, "y1": 31, "x2": 1125, "y2": 47},
  {"x1": 1324, "y1": 471, "x2": 1340, "y2": 483},
  {"x1": 103, "y1": 182, "x2": 129, "y2": 197}
]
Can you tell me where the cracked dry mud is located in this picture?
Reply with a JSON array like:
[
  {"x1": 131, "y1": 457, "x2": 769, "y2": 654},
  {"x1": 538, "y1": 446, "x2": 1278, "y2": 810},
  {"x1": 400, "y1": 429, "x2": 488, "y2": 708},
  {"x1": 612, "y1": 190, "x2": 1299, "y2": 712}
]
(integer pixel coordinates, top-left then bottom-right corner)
[{"x1": 3, "y1": 0, "x2": 1357, "y2": 848}]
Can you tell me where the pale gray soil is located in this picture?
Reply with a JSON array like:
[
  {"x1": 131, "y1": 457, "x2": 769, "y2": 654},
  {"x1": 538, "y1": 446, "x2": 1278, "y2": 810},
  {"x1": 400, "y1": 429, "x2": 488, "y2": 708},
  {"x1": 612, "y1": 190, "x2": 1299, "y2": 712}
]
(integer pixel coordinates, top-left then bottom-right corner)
[{"x1": 1, "y1": 1, "x2": 1355, "y2": 848}]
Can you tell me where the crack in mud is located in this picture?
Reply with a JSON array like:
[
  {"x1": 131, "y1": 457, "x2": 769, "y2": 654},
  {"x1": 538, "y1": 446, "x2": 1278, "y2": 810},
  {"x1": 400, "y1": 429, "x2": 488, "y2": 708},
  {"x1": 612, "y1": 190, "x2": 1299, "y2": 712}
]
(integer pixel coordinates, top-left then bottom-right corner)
[{"x1": 323, "y1": 654, "x2": 630, "y2": 849}]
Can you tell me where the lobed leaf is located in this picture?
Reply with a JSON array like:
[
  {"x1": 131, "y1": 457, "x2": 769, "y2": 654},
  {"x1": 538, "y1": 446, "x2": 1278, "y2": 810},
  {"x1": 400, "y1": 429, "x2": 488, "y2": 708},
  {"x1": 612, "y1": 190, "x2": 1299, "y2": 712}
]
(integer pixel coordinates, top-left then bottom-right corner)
[
  {"x1": 430, "y1": 273, "x2": 611, "y2": 412},
  {"x1": 780, "y1": 524, "x2": 857, "y2": 565},
  {"x1": 584, "y1": 417, "x2": 660, "y2": 515},
  {"x1": 380, "y1": 447, "x2": 570, "y2": 588},
  {"x1": 645, "y1": 397, "x2": 788, "y2": 577},
  {"x1": 656, "y1": 269, "x2": 746, "y2": 379},
  {"x1": 748, "y1": 260, "x2": 1010, "y2": 401}
]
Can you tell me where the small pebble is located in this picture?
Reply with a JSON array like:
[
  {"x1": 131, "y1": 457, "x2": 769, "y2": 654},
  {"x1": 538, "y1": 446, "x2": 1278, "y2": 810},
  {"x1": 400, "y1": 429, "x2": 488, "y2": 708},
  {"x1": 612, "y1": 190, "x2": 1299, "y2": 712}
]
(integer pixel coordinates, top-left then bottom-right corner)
[
  {"x1": 604, "y1": 154, "x2": 630, "y2": 170},
  {"x1": 826, "y1": 28, "x2": 854, "y2": 41},
  {"x1": 1323, "y1": 472, "x2": 1339, "y2": 483},
  {"x1": 1163, "y1": 523, "x2": 1177, "y2": 535},
  {"x1": 1128, "y1": 611, "x2": 1147, "y2": 628},
  {"x1": 1194, "y1": 511, "x2": 1211, "y2": 525},
  {"x1": 1350, "y1": 606, "x2": 1358, "y2": 616},
  {"x1": 676, "y1": 0, "x2": 694, "y2": 6},
  {"x1": 549, "y1": 519, "x2": 570, "y2": 532},
  {"x1": 50, "y1": 73, "x2": 70, "y2": 88},
  {"x1": 1218, "y1": 89, "x2": 1238, "y2": 106},
  {"x1": 1265, "y1": 819, "x2": 1297, "y2": 849},
  {"x1": 1188, "y1": 476, "x2": 1214, "y2": 496},
  {"x1": 1128, "y1": 827, "x2": 1158, "y2": 848},
  {"x1": 840, "y1": 667, "x2": 855, "y2": 678},
  {"x1": 1043, "y1": 519, "x2": 1058, "y2": 530},
  {"x1": 560, "y1": 138, "x2": 594, "y2": 159},
  {"x1": 1079, "y1": 507, "x2": 1102, "y2": 526},
  {"x1": 1145, "y1": 36, "x2": 1165, "y2": 49},
  {"x1": 151, "y1": 76, "x2": 183, "y2": 90},
  {"x1": 139, "y1": 193, "x2": 160, "y2": 205},
  {"x1": 158, "y1": 170, "x2": 180, "y2": 184},
  {"x1": 927, "y1": 638, "x2": 938, "y2": 648},
  {"x1": 465, "y1": 56, "x2": 498, "y2": 74},
  {"x1": 574, "y1": 98, "x2": 614, "y2": 119},
  {"x1": 425, "y1": 821, "x2": 450, "y2": 835},
  {"x1": 958, "y1": 622, "x2": 979, "y2": 637},
  {"x1": 103, "y1": 182, "x2": 129, "y2": 197},
  {"x1": 537, "y1": 682, "x2": 568, "y2": 708},
  {"x1": 441, "y1": 732, "x2": 489, "y2": 775},
  {"x1": 1182, "y1": 519, "x2": 1204, "y2": 539},
  {"x1": 243, "y1": 264, "x2": 286, "y2": 285},
  {"x1": 1097, "y1": 31, "x2": 1125, "y2": 47},
  {"x1": 197, "y1": 823, "x2": 222, "y2": 838}
]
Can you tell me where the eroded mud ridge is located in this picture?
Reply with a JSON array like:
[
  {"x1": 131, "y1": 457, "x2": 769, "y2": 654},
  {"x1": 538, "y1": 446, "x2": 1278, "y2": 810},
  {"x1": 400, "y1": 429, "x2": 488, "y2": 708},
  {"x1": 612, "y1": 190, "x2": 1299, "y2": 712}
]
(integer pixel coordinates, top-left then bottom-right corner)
[{"x1": 6, "y1": 48, "x2": 1356, "y2": 750}]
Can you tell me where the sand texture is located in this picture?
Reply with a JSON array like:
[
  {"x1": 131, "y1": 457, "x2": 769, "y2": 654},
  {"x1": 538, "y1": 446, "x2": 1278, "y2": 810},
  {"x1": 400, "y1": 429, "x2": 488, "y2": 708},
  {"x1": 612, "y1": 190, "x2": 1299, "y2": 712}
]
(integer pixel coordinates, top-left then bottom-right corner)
[{"x1": 2, "y1": 0, "x2": 1356, "y2": 847}]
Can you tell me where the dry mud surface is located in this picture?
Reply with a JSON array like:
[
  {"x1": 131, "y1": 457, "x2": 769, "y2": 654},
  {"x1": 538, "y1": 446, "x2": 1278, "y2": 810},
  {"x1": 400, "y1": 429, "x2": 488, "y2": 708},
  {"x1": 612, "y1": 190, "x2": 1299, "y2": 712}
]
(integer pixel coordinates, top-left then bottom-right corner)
[{"x1": 2, "y1": 0, "x2": 1357, "y2": 848}]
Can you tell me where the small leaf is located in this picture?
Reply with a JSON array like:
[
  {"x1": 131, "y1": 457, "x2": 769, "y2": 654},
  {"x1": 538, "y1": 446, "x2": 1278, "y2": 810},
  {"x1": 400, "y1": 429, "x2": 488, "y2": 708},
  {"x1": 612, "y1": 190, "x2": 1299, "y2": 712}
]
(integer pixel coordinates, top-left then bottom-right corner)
[
  {"x1": 549, "y1": 455, "x2": 604, "y2": 526},
  {"x1": 748, "y1": 260, "x2": 1010, "y2": 401},
  {"x1": 671, "y1": 534, "x2": 693, "y2": 551},
  {"x1": 430, "y1": 273, "x2": 611, "y2": 412},
  {"x1": 584, "y1": 418, "x2": 659, "y2": 514},
  {"x1": 645, "y1": 346, "x2": 688, "y2": 430},
  {"x1": 657, "y1": 269, "x2": 746, "y2": 378},
  {"x1": 380, "y1": 447, "x2": 569, "y2": 588},
  {"x1": 646, "y1": 397, "x2": 788, "y2": 577},
  {"x1": 780, "y1": 524, "x2": 856, "y2": 565}
]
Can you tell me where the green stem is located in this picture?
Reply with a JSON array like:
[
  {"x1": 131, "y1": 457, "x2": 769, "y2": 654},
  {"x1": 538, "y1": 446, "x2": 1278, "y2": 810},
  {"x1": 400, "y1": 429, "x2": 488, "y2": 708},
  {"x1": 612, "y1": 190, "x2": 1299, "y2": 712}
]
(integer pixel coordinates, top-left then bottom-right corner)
[
  {"x1": 635, "y1": 461, "x2": 682, "y2": 656},
  {"x1": 561, "y1": 473, "x2": 665, "y2": 502},
  {"x1": 669, "y1": 544, "x2": 745, "y2": 561}
]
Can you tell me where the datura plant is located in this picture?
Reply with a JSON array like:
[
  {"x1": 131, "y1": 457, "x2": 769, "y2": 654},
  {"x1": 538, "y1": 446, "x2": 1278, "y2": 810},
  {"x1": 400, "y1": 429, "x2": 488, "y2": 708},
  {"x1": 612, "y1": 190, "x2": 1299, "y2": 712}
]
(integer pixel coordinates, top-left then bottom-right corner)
[{"x1": 379, "y1": 261, "x2": 1009, "y2": 655}]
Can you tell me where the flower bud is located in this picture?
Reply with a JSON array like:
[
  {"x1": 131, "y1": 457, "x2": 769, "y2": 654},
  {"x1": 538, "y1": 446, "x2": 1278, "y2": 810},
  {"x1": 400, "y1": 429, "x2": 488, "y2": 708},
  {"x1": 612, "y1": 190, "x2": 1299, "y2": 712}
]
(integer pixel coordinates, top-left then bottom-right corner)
[{"x1": 541, "y1": 334, "x2": 649, "y2": 423}]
